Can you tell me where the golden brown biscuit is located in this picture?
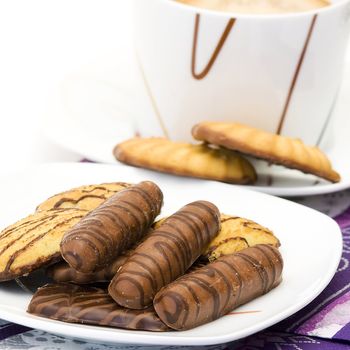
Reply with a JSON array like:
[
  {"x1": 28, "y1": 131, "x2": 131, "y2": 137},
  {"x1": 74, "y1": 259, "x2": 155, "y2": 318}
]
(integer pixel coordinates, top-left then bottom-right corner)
[
  {"x1": 203, "y1": 214, "x2": 280, "y2": 262},
  {"x1": 114, "y1": 137, "x2": 257, "y2": 184},
  {"x1": 192, "y1": 121, "x2": 340, "y2": 183},
  {"x1": 36, "y1": 182, "x2": 131, "y2": 212},
  {"x1": 0, "y1": 208, "x2": 88, "y2": 281}
]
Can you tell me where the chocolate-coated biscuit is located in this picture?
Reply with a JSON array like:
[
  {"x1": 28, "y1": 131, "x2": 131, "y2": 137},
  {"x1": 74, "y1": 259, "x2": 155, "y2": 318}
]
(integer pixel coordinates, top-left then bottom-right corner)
[
  {"x1": 37, "y1": 182, "x2": 131, "y2": 212},
  {"x1": 109, "y1": 200, "x2": 221, "y2": 309},
  {"x1": 0, "y1": 208, "x2": 88, "y2": 282},
  {"x1": 27, "y1": 283, "x2": 169, "y2": 332},
  {"x1": 203, "y1": 214, "x2": 280, "y2": 262},
  {"x1": 114, "y1": 137, "x2": 257, "y2": 184},
  {"x1": 60, "y1": 181, "x2": 163, "y2": 273},
  {"x1": 154, "y1": 244, "x2": 283, "y2": 331},
  {"x1": 47, "y1": 255, "x2": 128, "y2": 284},
  {"x1": 192, "y1": 122, "x2": 340, "y2": 183},
  {"x1": 48, "y1": 230, "x2": 153, "y2": 284}
]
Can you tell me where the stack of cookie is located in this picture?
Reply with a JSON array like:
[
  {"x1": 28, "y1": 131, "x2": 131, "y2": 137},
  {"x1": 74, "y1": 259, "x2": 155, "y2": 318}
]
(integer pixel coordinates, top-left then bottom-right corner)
[
  {"x1": 114, "y1": 121, "x2": 340, "y2": 184},
  {"x1": 0, "y1": 180, "x2": 282, "y2": 331}
]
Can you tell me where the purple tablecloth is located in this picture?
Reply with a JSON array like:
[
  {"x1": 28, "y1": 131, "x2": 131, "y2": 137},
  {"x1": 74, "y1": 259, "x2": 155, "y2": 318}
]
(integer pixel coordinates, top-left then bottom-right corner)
[{"x1": 1, "y1": 191, "x2": 349, "y2": 350}]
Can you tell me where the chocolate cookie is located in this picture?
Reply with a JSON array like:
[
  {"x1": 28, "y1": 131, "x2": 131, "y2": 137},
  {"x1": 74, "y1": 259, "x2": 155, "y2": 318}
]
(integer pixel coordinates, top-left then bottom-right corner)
[
  {"x1": 109, "y1": 200, "x2": 221, "y2": 309},
  {"x1": 192, "y1": 121, "x2": 340, "y2": 183},
  {"x1": 114, "y1": 137, "x2": 257, "y2": 184},
  {"x1": 28, "y1": 283, "x2": 169, "y2": 332},
  {"x1": 47, "y1": 255, "x2": 128, "y2": 284},
  {"x1": 154, "y1": 244, "x2": 283, "y2": 330},
  {"x1": 48, "y1": 230, "x2": 153, "y2": 284},
  {"x1": 60, "y1": 181, "x2": 163, "y2": 273}
]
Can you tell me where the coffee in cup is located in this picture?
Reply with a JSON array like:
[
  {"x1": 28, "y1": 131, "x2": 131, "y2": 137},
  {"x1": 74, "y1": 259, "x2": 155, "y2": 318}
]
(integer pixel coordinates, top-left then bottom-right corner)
[{"x1": 176, "y1": 0, "x2": 330, "y2": 14}]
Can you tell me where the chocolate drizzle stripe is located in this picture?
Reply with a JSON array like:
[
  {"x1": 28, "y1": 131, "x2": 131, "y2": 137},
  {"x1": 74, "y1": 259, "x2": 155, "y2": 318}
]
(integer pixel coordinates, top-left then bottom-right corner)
[
  {"x1": 53, "y1": 194, "x2": 108, "y2": 209},
  {"x1": 254, "y1": 245, "x2": 276, "y2": 290},
  {"x1": 152, "y1": 231, "x2": 191, "y2": 273},
  {"x1": 235, "y1": 252, "x2": 269, "y2": 294},
  {"x1": 156, "y1": 290, "x2": 190, "y2": 327},
  {"x1": 276, "y1": 14, "x2": 318, "y2": 135},
  {"x1": 121, "y1": 269, "x2": 157, "y2": 292},
  {"x1": 173, "y1": 210, "x2": 211, "y2": 242},
  {"x1": 210, "y1": 266, "x2": 233, "y2": 313},
  {"x1": 1, "y1": 215, "x2": 53, "y2": 239},
  {"x1": 181, "y1": 282, "x2": 201, "y2": 322},
  {"x1": 124, "y1": 187, "x2": 159, "y2": 214},
  {"x1": 102, "y1": 203, "x2": 143, "y2": 237},
  {"x1": 4, "y1": 215, "x2": 84, "y2": 272},
  {"x1": 217, "y1": 259, "x2": 243, "y2": 303},
  {"x1": 69, "y1": 223, "x2": 115, "y2": 254},
  {"x1": 150, "y1": 231, "x2": 191, "y2": 269},
  {"x1": 0, "y1": 213, "x2": 62, "y2": 251},
  {"x1": 133, "y1": 252, "x2": 166, "y2": 287},
  {"x1": 71, "y1": 209, "x2": 130, "y2": 256},
  {"x1": 166, "y1": 214, "x2": 203, "y2": 252},
  {"x1": 124, "y1": 256, "x2": 160, "y2": 290},
  {"x1": 191, "y1": 13, "x2": 236, "y2": 80},
  {"x1": 181, "y1": 275, "x2": 221, "y2": 321},
  {"x1": 98, "y1": 205, "x2": 136, "y2": 249},
  {"x1": 80, "y1": 184, "x2": 129, "y2": 192},
  {"x1": 115, "y1": 275, "x2": 146, "y2": 307},
  {"x1": 259, "y1": 243, "x2": 283, "y2": 269},
  {"x1": 220, "y1": 216, "x2": 240, "y2": 223},
  {"x1": 118, "y1": 199, "x2": 149, "y2": 229},
  {"x1": 65, "y1": 236, "x2": 101, "y2": 269},
  {"x1": 190, "y1": 201, "x2": 220, "y2": 224},
  {"x1": 154, "y1": 241, "x2": 174, "y2": 281},
  {"x1": 71, "y1": 227, "x2": 112, "y2": 261}
]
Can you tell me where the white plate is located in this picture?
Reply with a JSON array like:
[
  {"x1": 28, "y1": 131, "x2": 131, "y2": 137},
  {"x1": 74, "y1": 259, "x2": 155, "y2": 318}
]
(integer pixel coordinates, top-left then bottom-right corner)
[{"x1": 0, "y1": 163, "x2": 342, "y2": 346}]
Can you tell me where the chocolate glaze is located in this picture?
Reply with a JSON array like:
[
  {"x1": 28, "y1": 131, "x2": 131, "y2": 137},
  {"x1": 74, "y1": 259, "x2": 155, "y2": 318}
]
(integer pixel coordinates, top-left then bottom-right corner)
[
  {"x1": 60, "y1": 182, "x2": 163, "y2": 273},
  {"x1": 154, "y1": 244, "x2": 283, "y2": 330},
  {"x1": 27, "y1": 283, "x2": 169, "y2": 332},
  {"x1": 109, "y1": 200, "x2": 221, "y2": 309}
]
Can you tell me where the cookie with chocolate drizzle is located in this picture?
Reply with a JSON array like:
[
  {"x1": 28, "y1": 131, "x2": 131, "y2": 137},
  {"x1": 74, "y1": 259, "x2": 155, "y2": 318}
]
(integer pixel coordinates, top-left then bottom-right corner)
[
  {"x1": 0, "y1": 208, "x2": 88, "y2": 282},
  {"x1": 36, "y1": 182, "x2": 131, "y2": 212}
]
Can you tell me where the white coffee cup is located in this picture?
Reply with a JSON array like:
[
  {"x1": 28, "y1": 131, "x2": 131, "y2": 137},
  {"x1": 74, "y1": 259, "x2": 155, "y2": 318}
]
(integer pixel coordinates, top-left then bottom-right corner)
[{"x1": 132, "y1": 0, "x2": 350, "y2": 146}]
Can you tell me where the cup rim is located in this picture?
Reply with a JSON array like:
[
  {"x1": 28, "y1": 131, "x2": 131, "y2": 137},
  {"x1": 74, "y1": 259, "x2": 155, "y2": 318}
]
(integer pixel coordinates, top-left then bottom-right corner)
[{"x1": 164, "y1": 0, "x2": 350, "y2": 19}]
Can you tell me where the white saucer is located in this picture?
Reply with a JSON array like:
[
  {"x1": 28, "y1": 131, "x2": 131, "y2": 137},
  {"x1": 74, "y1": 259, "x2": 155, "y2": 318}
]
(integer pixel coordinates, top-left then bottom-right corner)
[
  {"x1": 0, "y1": 163, "x2": 342, "y2": 346},
  {"x1": 43, "y1": 23, "x2": 350, "y2": 197}
]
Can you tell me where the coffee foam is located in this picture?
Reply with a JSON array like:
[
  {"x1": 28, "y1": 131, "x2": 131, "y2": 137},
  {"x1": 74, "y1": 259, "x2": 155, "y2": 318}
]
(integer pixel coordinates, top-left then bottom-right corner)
[{"x1": 176, "y1": 0, "x2": 330, "y2": 14}]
